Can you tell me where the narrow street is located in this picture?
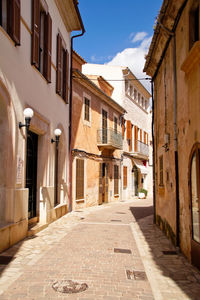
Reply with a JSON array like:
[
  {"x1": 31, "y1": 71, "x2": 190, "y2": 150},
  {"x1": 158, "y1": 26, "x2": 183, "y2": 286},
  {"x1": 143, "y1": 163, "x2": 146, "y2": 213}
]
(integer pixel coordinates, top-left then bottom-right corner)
[{"x1": 0, "y1": 198, "x2": 200, "y2": 300}]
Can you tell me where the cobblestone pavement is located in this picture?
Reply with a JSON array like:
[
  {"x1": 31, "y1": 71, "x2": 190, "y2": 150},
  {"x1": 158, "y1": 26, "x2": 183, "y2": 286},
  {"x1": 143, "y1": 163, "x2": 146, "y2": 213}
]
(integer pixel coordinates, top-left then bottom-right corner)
[{"x1": 0, "y1": 198, "x2": 200, "y2": 299}]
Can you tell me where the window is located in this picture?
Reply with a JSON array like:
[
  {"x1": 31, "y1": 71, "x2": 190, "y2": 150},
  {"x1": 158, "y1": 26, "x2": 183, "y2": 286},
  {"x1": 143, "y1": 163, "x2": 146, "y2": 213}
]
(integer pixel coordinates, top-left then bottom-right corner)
[
  {"x1": 0, "y1": 0, "x2": 20, "y2": 45},
  {"x1": 126, "y1": 120, "x2": 132, "y2": 152},
  {"x1": 114, "y1": 165, "x2": 119, "y2": 195},
  {"x1": 134, "y1": 89, "x2": 137, "y2": 101},
  {"x1": 145, "y1": 100, "x2": 148, "y2": 110},
  {"x1": 129, "y1": 85, "x2": 133, "y2": 97},
  {"x1": 125, "y1": 80, "x2": 128, "y2": 93},
  {"x1": 123, "y1": 166, "x2": 127, "y2": 189},
  {"x1": 31, "y1": 0, "x2": 52, "y2": 82},
  {"x1": 121, "y1": 118, "x2": 125, "y2": 139},
  {"x1": 114, "y1": 116, "x2": 118, "y2": 133},
  {"x1": 134, "y1": 125, "x2": 138, "y2": 152},
  {"x1": 159, "y1": 155, "x2": 164, "y2": 186},
  {"x1": 142, "y1": 97, "x2": 144, "y2": 107},
  {"x1": 138, "y1": 93, "x2": 141, "y2": 104},
  {"x1": 84, "y1": 97, "x2": 90, "y2": 121},
  {"x1": 189, "y1": 2, "x2": 200, "y2": 49},
  {"x1": 102, "y1": 109, "x2": 108, "y2": 144},
  {"x1": 56, "y1": 33, "x2": 69, "y2": 102},
  {"x1": 76, "y1": 159, "x2": 84, "y2": 200}
]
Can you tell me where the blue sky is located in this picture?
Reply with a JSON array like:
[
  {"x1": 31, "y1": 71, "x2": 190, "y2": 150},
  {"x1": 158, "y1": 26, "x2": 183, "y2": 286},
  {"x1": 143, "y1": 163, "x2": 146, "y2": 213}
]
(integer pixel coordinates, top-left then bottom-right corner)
[
  {"x1": 74, "y1": 1, "x2": 162, "y2": 62},
  {"x1": 73, "y1": 1, "x2": 163, "y2": 91}
]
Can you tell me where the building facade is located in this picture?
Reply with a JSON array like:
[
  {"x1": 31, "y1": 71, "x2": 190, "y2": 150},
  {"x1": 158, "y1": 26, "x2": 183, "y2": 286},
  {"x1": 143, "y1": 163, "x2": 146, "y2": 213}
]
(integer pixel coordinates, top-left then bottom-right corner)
[
  {"x1": 82, "y1": 64, "x2": 152, "y2": 201},
  {"x1": 0, "y1": 0, "x2": 83, "y2": 252},
  {"x1": 144, "y1": 0, "x2": 200, "y2": 269},
  {"x1": 72, "y1": 52, "x2": 126, "y2": 210}
]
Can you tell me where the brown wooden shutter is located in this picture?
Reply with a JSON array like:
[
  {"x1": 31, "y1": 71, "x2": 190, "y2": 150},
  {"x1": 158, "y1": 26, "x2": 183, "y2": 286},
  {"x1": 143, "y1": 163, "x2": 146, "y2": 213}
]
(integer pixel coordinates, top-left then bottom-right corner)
[
  {"x1": 126, "y1": 120, "x2": 131, "y2": 140},
  {"x1": 31, "y1": 0, "x2": 40, "y2": 67},
  {"x1": 43, "y1": 12, "x2": 52, "y2": 83},
  {"x1": 134, "y1": 126, "x2": 138, "y2": 152},
  {"x1": 129, "y1": 125, "x2": 132, "y2": 152},
  {"x1": 122, "y1": 118, "x2": 125, "y2": 138},
  {"x1": 56, "y1": 33, "x2": 62, "y2": 95},
  {"x1": 99, "y1": 163, "x2": 103, "y2": 204},
  {"x1": 143, "y1": 131, "x2": 146, "y2": 144},
  {"x1": 9, "y1": 0, "x2": 21, "y2": 45},
  {"x1": 147, "y1": 133, "x2": 149, "y2": 145},
  {"x1": 76, "y1": 159, "x2": 84, "y2": 200},
  {"x1": 123, "y1": 166, "x2": 127, "y2": 189},
  {"x1": 63, "y1": 49, "x2": 69, "y2": 103}
]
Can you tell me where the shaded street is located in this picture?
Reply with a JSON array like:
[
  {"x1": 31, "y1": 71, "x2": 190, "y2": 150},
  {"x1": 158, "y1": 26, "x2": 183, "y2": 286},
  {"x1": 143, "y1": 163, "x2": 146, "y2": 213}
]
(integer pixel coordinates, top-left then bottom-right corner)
[{"x1": 0, "y1": 198, "x2": 200, "y2": 300}]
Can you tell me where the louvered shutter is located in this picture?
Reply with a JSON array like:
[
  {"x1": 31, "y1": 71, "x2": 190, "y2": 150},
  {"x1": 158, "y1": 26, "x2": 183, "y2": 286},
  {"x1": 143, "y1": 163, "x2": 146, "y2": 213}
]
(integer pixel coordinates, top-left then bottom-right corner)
[
  {"x1": 129, "y1": 126, "x2": 132, "y2": 152},
  {"x1": 123, "y1": 166, "x2": 127, "y2": 189},
  {"x1": 43, "y1": 12, "x2": 52, "y2": 83},
  {"x1": 63, "y1": 49, "x2": 69, "y2": 103},
  {"x1": 9, "y1": 0, "x2": 21, "y2": 45},
  {"x1": 122, "y1": 118, "x2": 125, "y2": 138},
  {"x1": 56, "y1": 33, "x2": 62, "y2": 95},
  {"x1": 31, "y1": 0, "x2": 40, "y2": 67},
  {"x1": 134, "y1": 126, "x2": 138, "y2": 152},
  {"x1": 99, "y1": 163, "x2": 103, "y2": 204},
  {"x1": 126, "y1": 120, "x2": 131, "y2": 140},
  {"x1": 76, "y1": 159, "x2": 84, "y2": 200},
  {"x1": 147, "y1": 133, "x2": 149, "y2": 145}
]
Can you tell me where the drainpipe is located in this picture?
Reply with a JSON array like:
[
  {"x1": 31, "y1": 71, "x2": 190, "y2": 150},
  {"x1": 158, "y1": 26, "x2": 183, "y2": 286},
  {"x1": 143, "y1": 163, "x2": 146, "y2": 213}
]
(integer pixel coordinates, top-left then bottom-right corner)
[
  {"x1": 68, "y1": 0, "x2": 85, "y2": 212},
  {"x1": 151, "y1": 80, "x2": 156, "y2": 224}
]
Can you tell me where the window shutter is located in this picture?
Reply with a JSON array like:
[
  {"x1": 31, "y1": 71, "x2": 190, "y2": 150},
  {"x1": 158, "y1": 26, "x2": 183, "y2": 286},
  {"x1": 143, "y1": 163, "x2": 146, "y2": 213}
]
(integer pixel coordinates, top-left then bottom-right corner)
[
  {"x1": 126, "y1": 120, "x2": 131, "y2": 140},
  {"x1": 76, "y1": 159, "x2": 84, "y2": 200},
  {"x1": 31, "y1": 0, "x2": 40, "y2": 67},
  {"x1": 43, "y1": 12, "x2": 52, "y2": 83},
  {"x1": 123, "y1": 166, "x2": 127, "y2": 189},
  {"x1": 56, "y1": 33, "x2": 62, "y2": 95},
  {"x1": 134, "y1": 126, "x2": 138, "y2": 152},
  {"x1": 147, "y1": 133, "x2": 149, "y2": 145},
  {"x1": 122, "y1": 118, "x2": 125, "y2": 138},
  {"x1": 9, "y1": 0, "x2": 21, "y2": 45},
  {"x1": 63, "y1": 49, "x2": 69, "y2": 103}
]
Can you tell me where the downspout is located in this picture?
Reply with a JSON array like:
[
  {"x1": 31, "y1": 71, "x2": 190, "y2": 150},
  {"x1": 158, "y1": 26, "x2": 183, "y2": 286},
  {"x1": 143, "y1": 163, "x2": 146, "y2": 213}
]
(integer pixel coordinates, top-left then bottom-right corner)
[
  {"x1": 151, "y1": 80, "x2": 156, "y2": 224},
  {"x1": 68, "y1": 0, "x2": 85, "y2": 212}
]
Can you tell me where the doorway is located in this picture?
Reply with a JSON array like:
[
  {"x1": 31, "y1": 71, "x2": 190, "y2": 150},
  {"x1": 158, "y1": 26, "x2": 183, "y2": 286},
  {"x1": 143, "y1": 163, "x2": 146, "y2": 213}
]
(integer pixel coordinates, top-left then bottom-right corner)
[
  {"x1": 26, "y1": 131, "x2": 38, "y2": 219},
  {"x1": 133, "y1": 165, "x2": 138, "y2": 196},
  {"x1": 190, "y1": 144, "x2": 200, "y2": 269},
  {"x1": 99, "y1": 162, "x2": 109, "y2": 204}
]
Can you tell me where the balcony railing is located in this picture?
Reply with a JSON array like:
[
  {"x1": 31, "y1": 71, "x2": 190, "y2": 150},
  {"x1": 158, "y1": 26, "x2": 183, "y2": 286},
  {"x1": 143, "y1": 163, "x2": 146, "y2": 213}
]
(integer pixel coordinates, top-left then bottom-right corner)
[
  {"x1": 136, "y1": 140, "x2": 149, "y2": 157},
  {"x1": 97, "y1": 128, "x2": 123, "y2": 150}
]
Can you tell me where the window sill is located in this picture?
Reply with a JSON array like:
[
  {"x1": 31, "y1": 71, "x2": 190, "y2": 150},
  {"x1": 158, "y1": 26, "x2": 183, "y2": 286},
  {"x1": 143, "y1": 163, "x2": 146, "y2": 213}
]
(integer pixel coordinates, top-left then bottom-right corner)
[{"x1": 181, "y1": 41, "x2": 200, "y2": 74}]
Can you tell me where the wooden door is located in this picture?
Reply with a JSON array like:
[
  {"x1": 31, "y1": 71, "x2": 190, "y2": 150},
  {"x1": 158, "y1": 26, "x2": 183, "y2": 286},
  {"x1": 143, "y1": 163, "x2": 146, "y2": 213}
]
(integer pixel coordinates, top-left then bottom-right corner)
[{"x1": 26, "y1": 131, "x2": 38, "y2": 219}]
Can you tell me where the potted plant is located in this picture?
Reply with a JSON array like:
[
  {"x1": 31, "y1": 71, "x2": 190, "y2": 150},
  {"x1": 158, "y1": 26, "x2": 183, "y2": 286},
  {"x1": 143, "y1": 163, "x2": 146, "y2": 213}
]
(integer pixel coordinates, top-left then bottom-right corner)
[{"x1": 138, "y1": 188, "x2": 148, "y2": 199}]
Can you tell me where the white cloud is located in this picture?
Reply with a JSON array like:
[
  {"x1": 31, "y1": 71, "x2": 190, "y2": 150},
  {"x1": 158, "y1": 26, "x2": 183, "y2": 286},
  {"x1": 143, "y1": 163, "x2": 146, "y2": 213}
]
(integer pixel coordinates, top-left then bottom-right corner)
[
  {"x1": 106, "y1": 35, "x2": 152, "y2": 91},
  {"x1": 91, "y1": 54, "x2": 114, "y2": 63},
  {"x1": 131, "y1": 32, "x2": 148, "y2": 43}
]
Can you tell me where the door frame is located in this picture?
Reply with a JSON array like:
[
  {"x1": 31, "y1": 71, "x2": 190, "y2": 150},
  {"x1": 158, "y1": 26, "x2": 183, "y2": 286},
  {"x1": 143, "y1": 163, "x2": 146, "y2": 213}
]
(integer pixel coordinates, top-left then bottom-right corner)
[{"x1": 189, "y1": 142, "x2": 200, "y2": 269}]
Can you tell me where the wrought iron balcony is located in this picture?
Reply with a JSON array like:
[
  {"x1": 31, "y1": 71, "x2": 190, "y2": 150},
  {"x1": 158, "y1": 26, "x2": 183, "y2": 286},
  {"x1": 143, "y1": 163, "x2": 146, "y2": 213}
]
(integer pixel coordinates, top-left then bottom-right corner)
[
  {"x1": 136, "y1": 140, "x2": 149, "y2": 157},
  {"x1": 97, "y1": 128, "x2": 123, "y2": 150}
]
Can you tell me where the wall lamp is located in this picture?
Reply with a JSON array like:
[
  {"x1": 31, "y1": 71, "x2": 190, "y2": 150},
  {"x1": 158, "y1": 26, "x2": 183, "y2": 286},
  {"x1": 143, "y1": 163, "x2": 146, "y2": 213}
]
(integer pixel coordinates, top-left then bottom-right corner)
[
  {"x1": 19, "y1": 108, "x2": 34, "y2": 133},
  {"x1": 51, "y1": 128, "x2": 62, "y2": 206},
  {"x1": 51, "y1": 128, "x2": 62, "y2": 146}
]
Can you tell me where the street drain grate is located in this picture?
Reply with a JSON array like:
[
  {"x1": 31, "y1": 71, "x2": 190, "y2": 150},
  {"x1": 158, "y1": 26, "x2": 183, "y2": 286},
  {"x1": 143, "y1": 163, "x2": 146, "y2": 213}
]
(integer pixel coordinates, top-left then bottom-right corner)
[
  {"x1": 111, "y1": 219, "x2": 122, "y2": 222},
  {"x1": 114, "y1": 248, "x2": 132, "y2": 254},
  {"x1": 126, "y1": 270, "x2": 147, "y2": 281},
  {"x1": 116, "y1": 212, "x2": 126, "y2": 214},
  {"x1": 0, "y1": 256, "x2": 15, "y2": 265},
  {"x1": 52, "y1": 280, "x2": 88, "y2": 294},
  {"x1": 162, "y1": 250, "x2": 177, "y2": 255}
]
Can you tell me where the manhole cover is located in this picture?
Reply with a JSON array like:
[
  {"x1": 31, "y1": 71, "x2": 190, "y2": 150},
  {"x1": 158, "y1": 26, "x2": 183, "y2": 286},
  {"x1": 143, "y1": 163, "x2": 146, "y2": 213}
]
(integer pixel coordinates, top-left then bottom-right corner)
[
  {"x1": 0, "y1": 256, "x2": 15, "y2": 265},
  {"x1": 126, "y1": 270, "x2": 147, "y2": 281},
  {"x1": 162, "y1": 250, "x2": 177, "y2": 255},
  {"x1": 52, "y1": 280, "x2": 88, "y2": 294},
  {"x1": 114, "y1": 248, "x2": 132, "y2": 254}
]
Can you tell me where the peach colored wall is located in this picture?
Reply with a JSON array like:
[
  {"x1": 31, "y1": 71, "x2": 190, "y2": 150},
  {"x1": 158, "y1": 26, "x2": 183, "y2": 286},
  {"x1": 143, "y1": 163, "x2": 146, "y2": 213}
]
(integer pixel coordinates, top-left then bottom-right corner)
[
  {"x1": 153, "y1": 0, "x2": 200, "y2": 260},
  {"x1": 72, "y1": 79, "x2": 122, "y2": 209}
]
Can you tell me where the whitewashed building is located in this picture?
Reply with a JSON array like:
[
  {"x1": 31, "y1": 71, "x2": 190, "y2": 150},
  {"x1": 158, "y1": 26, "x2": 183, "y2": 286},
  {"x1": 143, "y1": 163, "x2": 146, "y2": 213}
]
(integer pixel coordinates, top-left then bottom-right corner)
[
  {"x1": 82, "y1": 64, "x2": 152, "y2": 200},
  {"x1": 0, "y1": 0, "x2": 84, "y2": 252}
]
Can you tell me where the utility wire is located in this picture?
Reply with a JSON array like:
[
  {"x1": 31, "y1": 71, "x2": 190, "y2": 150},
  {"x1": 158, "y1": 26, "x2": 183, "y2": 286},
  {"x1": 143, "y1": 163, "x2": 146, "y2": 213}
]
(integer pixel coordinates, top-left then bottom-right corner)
[{"x1": 72, "y1": 76, "x2": 151, "y2": 82}]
